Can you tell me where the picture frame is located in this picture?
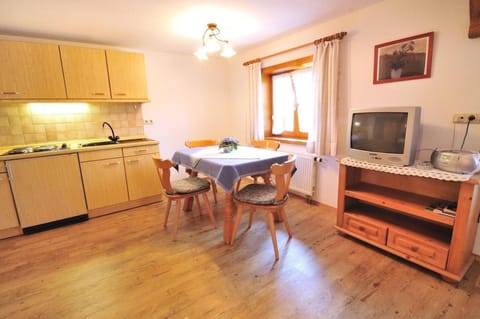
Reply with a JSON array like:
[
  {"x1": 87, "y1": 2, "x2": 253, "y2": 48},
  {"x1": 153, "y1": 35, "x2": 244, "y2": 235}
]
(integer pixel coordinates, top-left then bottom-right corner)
[
  {"x1": 373, "y1": 32, "x2": 434, "y2": 84},
  {"x1": 469, "y1": 0, "x2": 480, "y2": 38}
]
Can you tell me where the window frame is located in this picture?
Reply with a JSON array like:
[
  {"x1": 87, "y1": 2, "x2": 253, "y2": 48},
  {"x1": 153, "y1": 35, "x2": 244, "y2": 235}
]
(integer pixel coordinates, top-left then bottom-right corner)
[{"x1": 262, "y1": 55, "x2": 313, "y2": 143}]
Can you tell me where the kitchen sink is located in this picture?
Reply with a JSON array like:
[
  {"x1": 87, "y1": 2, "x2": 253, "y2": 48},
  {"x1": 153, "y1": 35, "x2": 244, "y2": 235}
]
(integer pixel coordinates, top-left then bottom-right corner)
[
  {"x1": 80, "y1": 141, "x2": 116, "y2": 147},
  {"x1": 117, "y1": 138, "x2": 151, "y2": 144},
  {"x1": 80, "y1": 138, "x2": 151, "y2": 147}
]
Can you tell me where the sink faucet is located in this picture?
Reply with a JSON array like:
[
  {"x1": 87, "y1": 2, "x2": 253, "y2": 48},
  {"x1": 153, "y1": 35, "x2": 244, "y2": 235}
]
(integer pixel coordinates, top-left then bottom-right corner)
[{"x1": 102, "y1": 121, "x2": 119, "y2": 143}]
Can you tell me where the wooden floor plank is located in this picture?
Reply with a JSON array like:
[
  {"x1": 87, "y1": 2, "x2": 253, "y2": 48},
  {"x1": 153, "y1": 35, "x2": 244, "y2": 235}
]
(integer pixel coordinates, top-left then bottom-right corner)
[{"x1": 0, "y1": 191, "x2": 479, "y2": 319}]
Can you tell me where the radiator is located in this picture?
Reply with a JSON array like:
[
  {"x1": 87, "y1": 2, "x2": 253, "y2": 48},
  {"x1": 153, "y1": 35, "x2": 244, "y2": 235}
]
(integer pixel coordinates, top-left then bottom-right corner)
[{"x1": 289, "y1": 153, "x2": 317, "y2": 197}]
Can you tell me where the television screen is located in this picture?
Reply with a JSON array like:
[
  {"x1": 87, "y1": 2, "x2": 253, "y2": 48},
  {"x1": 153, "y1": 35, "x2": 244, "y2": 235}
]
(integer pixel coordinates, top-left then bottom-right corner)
[{"x1": 351, "y1": 112, "x2": 408, "y2": 154}]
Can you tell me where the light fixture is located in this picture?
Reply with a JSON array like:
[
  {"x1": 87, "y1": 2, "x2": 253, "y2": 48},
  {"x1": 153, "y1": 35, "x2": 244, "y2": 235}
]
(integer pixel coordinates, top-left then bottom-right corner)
[{"x1": 194, "y1": 23, "x2": 236, "y2": 60}]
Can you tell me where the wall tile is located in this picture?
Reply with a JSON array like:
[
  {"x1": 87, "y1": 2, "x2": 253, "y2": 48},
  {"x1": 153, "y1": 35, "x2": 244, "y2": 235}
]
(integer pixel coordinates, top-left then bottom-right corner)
[{"x1": 0, "y1": 103, "x2": 144, "y2": 146}]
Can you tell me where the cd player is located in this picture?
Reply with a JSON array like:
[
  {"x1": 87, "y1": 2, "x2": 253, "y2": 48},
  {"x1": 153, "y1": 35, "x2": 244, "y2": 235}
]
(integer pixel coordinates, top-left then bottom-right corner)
[{"x1": 431, "y1": 149, "x2": 480, "y2": 174}]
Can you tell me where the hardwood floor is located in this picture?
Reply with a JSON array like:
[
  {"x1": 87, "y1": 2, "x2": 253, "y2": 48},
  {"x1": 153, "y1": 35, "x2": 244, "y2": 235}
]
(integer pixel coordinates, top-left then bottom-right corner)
[{"x1": 0, "y1": 191, "x2": 479, "y2": 319}]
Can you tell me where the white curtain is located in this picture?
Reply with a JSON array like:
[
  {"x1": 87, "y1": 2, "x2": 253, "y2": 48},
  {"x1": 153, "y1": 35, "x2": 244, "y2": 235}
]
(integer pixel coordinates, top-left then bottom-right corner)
[
  {"x1": 307, "y1": 39, "x2": 340, "y2": 156},
  {"x1": 246, "y1": 62, "x2": 263, "y2": 144}
]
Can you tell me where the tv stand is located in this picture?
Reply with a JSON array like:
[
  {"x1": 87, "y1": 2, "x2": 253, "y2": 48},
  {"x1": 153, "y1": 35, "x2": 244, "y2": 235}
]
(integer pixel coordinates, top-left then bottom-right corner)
[{"x1": 336, "y1": 159, "x2": 480, "y2": 282}]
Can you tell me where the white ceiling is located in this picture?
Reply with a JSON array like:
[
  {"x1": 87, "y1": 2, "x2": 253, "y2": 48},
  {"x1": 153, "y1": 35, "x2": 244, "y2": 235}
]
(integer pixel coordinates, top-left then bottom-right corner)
[{"x1": 0, "y1": 0, "x2": 383, "y2": 54}]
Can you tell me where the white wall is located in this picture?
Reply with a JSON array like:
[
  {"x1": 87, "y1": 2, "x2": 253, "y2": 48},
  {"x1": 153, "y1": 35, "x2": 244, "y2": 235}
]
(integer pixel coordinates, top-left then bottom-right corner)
[
  {"x1": 228, "y1": 0, "x2": 480, "y2": 207},
  {"x1": 142, "y1": 51, "x2": 231, "y2": 160}
]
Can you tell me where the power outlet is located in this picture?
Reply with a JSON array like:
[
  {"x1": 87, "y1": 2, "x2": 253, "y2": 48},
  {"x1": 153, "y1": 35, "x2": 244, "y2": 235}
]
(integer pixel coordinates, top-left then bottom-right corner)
[
  {"x1": 144, "y1": 119, "x2": 154, "y2": 125},
  {"x1": 452, "y1": 113, "x2": 480, "y2": 124}
]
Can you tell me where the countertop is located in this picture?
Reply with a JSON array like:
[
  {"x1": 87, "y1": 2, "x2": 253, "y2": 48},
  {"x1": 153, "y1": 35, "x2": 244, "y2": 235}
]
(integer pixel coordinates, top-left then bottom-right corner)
[{"x1": 0, "y1": 135, "x2": 159, "y2": 161}]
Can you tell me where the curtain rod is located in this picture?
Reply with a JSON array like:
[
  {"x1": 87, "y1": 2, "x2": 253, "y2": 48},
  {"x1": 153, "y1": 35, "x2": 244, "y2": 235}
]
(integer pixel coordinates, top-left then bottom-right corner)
[{"x1": 243, "y1": 31, "x2": 347, "y2": 66}]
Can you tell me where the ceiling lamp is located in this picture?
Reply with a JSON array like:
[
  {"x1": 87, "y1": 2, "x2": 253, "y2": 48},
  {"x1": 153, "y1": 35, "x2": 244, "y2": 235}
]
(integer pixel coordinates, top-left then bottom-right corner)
[{"x1": 194, "y1": 23, "x2": 236, "y2": 60}]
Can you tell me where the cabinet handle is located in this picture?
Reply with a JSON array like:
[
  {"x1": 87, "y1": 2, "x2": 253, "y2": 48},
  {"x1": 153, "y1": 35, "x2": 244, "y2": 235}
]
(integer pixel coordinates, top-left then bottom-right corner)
[
  {"x1": 410, "y1": 246, "x2": 419, "y2": 253},
  {"x1": 135, "y1": 149, "x2": 148, "y2": 153},
  {"x1": 2, "y1": 91, "x2": 19, "y2": 95},
  {"x1": 104, "y1": 161, "x2": 121, "y2": 166},
  {"x1": 358, "y1": 226, "x2": 365, "y2": 232},
  {"x1": 114, "y1": 93, "x2": 127, "y2": 96},
  {"x1": 126, "y1": 159, "x2": 140, "y2": 164},
  {"x1": 92, "y1": 92, "x2": 105, "y2": 96}
]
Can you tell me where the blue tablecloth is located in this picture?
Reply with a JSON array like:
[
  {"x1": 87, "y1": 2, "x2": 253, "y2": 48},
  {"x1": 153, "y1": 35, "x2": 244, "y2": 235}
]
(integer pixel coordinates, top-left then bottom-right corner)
[{"x1": 172, "y1": 146, "x2": 289, "y2": 193}]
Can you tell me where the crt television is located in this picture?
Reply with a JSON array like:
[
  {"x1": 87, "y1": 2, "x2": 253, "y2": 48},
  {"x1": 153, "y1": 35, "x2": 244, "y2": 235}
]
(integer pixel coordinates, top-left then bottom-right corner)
[{"x1": 347, "y1": 106, "x2": 421, "y2": 166}]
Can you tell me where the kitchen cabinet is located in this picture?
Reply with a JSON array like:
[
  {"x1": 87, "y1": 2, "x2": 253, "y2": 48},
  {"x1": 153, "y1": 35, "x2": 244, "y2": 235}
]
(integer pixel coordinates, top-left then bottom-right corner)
[
  {"x1": 0, "y1": 40, "x2": 66, "y2": 99},
  {"x1": 7, "y1": 154, "x2": 87, "y2": 228},
  {"x1": 59, "y1": 45, "x2": 111, "y2": 99},
  {"x1": 336, "y1": 163, "x2": 480, "y2": 282},
  {"x1": 123, "y1": 145, "x2": 162, "y2": 200},
  {"x1": 106, "y1": 49, "x2": 149, "y2": 100},
  {"x1": 79, "y1": 149, "x2": 129, "y2": 210},
  {"x1": 0, "y1": 163, "x2": 20, "y2": 237}
]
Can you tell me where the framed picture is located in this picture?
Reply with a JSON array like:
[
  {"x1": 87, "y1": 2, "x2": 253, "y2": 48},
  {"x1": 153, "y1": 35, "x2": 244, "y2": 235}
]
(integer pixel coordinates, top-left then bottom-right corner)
[
  {"x1": 469, "y1": 0, "x2": 480, "y2": 38},
  {"x1": 373, "y1": 32, "x2": 434, "y2": 84}
]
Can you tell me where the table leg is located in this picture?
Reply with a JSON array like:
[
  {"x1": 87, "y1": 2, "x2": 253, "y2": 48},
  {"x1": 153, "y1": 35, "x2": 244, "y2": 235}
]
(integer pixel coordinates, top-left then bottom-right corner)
[
  {"x1": 182, "y1": 169, "x2": 197, "y2": 211},
  {"x1": 224, "y1": 192, "x2": 234, "y2": 244}
]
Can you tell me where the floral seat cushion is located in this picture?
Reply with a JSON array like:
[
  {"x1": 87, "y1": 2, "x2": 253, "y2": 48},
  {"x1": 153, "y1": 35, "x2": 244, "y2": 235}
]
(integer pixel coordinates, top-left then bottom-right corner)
[
  {"x1": 234, "y1": 183, "x2": 288, "y2": 205},
  {"x1": 168, "y1": 177, "x2": 210, "y2": 195}
]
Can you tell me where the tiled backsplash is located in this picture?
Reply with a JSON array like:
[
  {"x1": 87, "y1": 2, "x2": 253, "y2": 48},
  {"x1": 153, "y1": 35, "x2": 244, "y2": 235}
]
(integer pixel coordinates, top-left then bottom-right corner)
[{"x1": 0, "y1": 103, "x2": 144, "y2": 146}]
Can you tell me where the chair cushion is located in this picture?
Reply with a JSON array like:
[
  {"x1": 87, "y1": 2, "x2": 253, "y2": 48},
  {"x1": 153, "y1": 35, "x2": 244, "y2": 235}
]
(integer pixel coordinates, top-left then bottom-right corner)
[
  {"x1": 234, "y1": 183, "x2": 288, "y2": 205},
  {"x1": 168, "y1": 177, "x2": 210, "y2": 195}
]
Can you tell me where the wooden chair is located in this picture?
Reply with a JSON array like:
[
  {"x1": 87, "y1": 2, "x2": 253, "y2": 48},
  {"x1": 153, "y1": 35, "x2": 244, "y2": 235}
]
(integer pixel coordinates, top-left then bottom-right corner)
[
  {"x1": 152, "y1": 156, "x2": 217, "y2": 241},
  {"x1": 230, "y1": 155, "x2": 295, "y2": 260},
  {"x1": 184, "y1": 139, "x2": 219, "y2": 203},
  {"x1": 235, "y1": 139, "x2": 281, "y2": 192}
]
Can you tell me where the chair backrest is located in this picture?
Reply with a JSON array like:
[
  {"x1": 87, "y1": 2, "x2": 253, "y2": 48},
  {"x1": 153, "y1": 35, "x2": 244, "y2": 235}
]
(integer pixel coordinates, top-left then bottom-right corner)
[
  {"x1": 152, "y1": 156, "x2": 174, "y2": 193},
  {"x1": 185, "y1": 139, "x2": 218, "y2": 148},
  {"x1": 271, "y1": 155, "x2": 296, "y2": 202},
  {"x1": 251, "y1": 139, "x2": 280, "y2": 151}
]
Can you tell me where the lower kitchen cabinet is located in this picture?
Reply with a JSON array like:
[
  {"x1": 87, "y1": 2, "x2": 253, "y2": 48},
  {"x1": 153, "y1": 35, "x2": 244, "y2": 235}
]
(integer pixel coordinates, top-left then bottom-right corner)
[
  {"x1": 79, "y1": 145, "x2": 162, "y2": 217},
  {"x1": 79, "y1": 149, "x2": 129, "y2": 210},
  {"x1": 0, "y1": 172, "x2": 20, "y2": 237},
  {"x1": 123, "y1": 145, "x2": 162, "y2": 200},
  {"x1": 6, "y1": 154, "x2": 87, "y2": 228}
]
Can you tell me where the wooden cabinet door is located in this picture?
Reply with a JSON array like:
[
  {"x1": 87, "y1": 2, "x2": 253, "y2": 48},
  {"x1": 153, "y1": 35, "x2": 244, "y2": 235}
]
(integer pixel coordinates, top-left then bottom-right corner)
[
  {"x1": 80, "y1": 158, "x2": 129, "y2": 209},
  {"x1": 60, "y1": 45, "x2": 111, "y2": 99},
  {"x1": 124, "y1": 153, "x2": 162, "y2": 200},
  {"x1": 106, "y1": 50, "x2": 148, "y2": 100},
  {"x1": 0, "y1": 40, "x2": 66, "y2": 99},
  {"x1": 7, "y1": 154, "x2": 87, "y2": 228},
  {"x1": 0, "y1": 173, "x2": 19, "y2": 230}
]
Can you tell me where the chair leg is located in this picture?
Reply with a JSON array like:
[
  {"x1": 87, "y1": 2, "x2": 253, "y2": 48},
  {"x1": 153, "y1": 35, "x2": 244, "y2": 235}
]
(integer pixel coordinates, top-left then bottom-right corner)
[
  {"x1": 211, "y1": 180, "x2": 218, "y2": 203},
  {"x1": 201, "y1": 192, "x2": 217, "y2": 228},
  {"x1": 230, "y1": 205, "x2": 244, "y2": 245},
  {"x1": 164, "y1": 199, "x2": 172, "y2": 227},
  {"x1": 194, "y1": 195, "x2": 202, "y2": 215},
  {"x1": 172, "y1": 199, "x2": 181, "y2": 241},
  {"x1": 267, "y1": 212, "x2": 280, "y2": 260},
  {"x1": 279, "y1": 207, "x2": 292, "y2": 238}
]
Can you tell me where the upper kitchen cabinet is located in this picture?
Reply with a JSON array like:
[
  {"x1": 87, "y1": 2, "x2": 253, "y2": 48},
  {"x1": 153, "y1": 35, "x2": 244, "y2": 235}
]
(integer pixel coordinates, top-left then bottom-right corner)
[
  {"x1": 0, "y1": 40, "x2": 66, "y2": 99},
  {"x1": 106, "y1": 50, "x2": 149, "y2": 101},
  {"x1": 60, "y1": 45, "x2": 111, "y2": 99}
]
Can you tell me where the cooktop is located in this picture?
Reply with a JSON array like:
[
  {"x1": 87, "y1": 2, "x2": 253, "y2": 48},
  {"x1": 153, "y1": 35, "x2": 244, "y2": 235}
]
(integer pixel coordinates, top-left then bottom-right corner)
[{"x1": 3, "y1": 145, "x2": 58, "y2": 155}]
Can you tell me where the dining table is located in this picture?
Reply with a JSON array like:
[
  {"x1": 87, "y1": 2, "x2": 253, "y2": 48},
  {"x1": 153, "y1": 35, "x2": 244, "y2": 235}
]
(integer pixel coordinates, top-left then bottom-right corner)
[{"x1": 172, "y1": 145, "x2": 289, "y2": 244}]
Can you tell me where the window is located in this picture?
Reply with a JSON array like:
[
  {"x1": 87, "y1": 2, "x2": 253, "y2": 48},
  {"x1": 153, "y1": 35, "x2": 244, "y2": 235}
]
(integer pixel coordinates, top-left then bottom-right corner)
[{"x1": 262, "y1": 56, "x2": 313, "y2": 141}]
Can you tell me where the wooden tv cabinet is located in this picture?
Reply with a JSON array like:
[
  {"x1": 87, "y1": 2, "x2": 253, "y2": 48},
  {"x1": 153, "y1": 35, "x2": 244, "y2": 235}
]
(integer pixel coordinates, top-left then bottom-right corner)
[{"x1": 336, "y1": 161, "x2": 480, "y2": 282}]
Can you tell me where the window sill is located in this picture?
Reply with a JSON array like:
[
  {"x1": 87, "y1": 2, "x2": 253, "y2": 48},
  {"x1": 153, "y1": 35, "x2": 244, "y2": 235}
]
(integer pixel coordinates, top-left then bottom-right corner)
[{"x1": 265, "y1": 137, "x2": 307, "y2": 146}]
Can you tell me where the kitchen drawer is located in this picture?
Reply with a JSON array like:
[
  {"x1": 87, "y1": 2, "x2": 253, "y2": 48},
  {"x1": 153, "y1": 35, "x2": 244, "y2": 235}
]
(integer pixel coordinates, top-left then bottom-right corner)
[
  {"x1": 123, "y1": 145, "x2": 159, "y2": 157},
  {"x1": 387, "y1": 226, "x2": 449, "y2": 269},
  {"x1": 0, "y1": 161, "x2": 5, "y2": 173},
  {"x1": 78, "y1": 149, "x2": 123, "y2": 162},
  {"x1": 343, "y1": 213, "x2": 387, "y2": 245}
]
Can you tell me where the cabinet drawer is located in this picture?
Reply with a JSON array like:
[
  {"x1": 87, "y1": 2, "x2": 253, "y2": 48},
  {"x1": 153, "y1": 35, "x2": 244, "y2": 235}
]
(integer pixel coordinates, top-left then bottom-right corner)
[
  {"x1": 387, "y1": 227, "x2": 449, "y2": 269},
  {"x1": 123, "y1": 145, "x2": 158, "y2": 157},
  {"x1": 79, "y1": 149, "x2": 123, "y2": 162},
  {"x1": 343, "y1": 213, "x2": 387, "y2": 245}
]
